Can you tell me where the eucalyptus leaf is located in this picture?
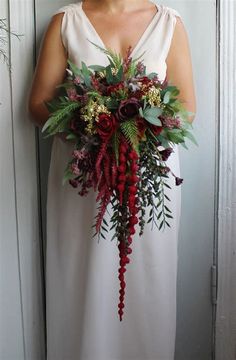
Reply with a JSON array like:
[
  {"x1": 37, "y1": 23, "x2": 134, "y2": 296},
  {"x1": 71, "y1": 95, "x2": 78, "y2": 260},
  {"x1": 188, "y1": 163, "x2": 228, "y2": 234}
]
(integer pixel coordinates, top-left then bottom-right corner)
[
  {"x1": 105, "y1": 65, "x2": 114, "y2": 84},
  {"x1": 143, "y1": 107, "x2": 162, "y2": 126},
  {"x1": 163, "y1": 91, "x2": 171, "y2": 104},
  {"x1": 81, "y1": 61, "x2": 92, "y2": 87},
  {"x1": 183, "y1": 130, "x2": 198, "y2": 146},
  {"x1": 88, "y1": 64, "x2": 105, "y2": 72},
  {"x1": 67, "y1": 59, "x2": 82, "y2": 77}
]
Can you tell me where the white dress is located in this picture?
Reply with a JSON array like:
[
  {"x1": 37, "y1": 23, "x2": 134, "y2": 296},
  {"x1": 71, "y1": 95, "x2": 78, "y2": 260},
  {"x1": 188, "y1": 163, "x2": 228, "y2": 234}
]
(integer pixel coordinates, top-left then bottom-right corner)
[{"x1": 46, "y1": 2, "x2": 182, "y2": 359}]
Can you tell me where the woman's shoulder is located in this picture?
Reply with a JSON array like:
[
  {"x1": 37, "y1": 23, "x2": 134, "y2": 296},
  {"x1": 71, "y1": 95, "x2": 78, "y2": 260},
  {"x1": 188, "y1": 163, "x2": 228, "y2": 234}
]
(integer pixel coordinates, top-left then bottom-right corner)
[
  {"x1": 159, "y1": 4, "x2": 182, "y2": 20},
  {"x1": 52, "y1": 2, "x2": 80, "y2": 16}
]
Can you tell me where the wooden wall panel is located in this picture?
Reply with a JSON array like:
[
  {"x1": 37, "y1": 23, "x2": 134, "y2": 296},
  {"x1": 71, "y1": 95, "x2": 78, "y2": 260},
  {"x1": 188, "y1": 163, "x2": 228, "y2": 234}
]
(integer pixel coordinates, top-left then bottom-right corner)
[
  {"x1": 0, "y1": 0, "x2": 45, "y2": 358},
  {"x1": 216, "y1": 1, "x2": 236, "y2": 359}
]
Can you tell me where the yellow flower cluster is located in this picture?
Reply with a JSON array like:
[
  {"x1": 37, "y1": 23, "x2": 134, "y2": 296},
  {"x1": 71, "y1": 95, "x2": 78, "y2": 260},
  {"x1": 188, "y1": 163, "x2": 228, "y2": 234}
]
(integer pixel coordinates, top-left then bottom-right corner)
[
  {"x1": 81, "y1": 99, "x2": 111, "y2": 134},
  {"x1": 98, "y1": 71, "x2": 106, "y2": 79},
  {"x1": 111, "y1": 67, "x2": 118, "y2": 75},
  {"x1": 145, "y1": 86, "x2": 162, "y2": 107},
  {"x1": 98, "y1": 67, "x2": 118, "y2": 78}
]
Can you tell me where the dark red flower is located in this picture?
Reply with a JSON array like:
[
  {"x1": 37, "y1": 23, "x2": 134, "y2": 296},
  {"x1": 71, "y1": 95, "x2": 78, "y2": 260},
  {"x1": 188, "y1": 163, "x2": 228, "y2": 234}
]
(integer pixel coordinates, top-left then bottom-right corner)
[
  {"x1": 175, "y1": 177, "x2": 184, "y2": 186},
  {"x1": 159, "y1": 148, "x2": 174, "y2": 161},
  {"x1": 97, "y1": 113, "x2": 117, "y2": 140},
  {"x1": 107, "y1": 82, "x2": 125, "y2": 95},
  {"x1": 149, "y1": 124, "x2": 163, "y2": 136},
  {"x1": 136, "y1": 116, "x2": 147, "y2": 138},
  {"x1": 118, "y1": 97, "x2": 141, "y2": 120}
]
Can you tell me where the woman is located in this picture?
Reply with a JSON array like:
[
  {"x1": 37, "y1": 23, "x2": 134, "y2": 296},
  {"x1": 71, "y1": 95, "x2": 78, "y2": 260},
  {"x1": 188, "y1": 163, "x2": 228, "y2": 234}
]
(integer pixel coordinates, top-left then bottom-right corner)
[{"x1": 29, "y1": 1, "x2": 196, "y2": 359}]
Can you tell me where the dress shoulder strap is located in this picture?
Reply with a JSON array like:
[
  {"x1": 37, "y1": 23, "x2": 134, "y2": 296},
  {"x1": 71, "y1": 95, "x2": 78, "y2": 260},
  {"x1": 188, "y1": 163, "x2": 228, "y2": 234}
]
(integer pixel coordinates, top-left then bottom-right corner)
[
  {"x1": 164, "y1": 6, "x2": 182, "y2": 19},
  {"x1": 51, "y1": 3, "x2": 80, "y2": 52},
  {"x1": 52, "y1": 3, "x2": 78, "y2": 16},
  {"x1": 153, "y1": 5, "x2": 183, "y2": 62}
]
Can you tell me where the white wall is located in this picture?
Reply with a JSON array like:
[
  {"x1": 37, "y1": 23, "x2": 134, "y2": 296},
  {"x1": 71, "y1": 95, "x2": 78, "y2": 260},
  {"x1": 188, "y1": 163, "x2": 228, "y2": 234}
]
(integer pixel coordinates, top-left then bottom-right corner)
[
  {"x1": 0, "y1": 0, "x2": 45, "y2": 358},
  {"x1": 216, "y1": 1, "x2": 236, "y2": 359},
  {"x1": 161, "y1": 1, "x2": 217, "y2": 358}
]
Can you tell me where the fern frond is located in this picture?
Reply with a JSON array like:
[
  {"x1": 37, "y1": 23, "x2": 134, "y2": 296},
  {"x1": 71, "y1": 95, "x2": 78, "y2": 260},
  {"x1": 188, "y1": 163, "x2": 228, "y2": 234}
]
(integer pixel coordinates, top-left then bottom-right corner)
[
  {"x1": 42, "y1": 101, "x2": 80, "y2": 134},
  {"x1": 120, "y1": 119, "x2": 139, "y2": 153}
]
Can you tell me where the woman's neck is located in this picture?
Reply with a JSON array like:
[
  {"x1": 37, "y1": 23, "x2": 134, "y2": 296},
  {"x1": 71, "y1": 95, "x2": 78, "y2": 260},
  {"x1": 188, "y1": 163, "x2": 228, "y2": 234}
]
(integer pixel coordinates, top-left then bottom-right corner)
[{"x1": 81, "y1": 0, "x2": 154, "y2": 14}]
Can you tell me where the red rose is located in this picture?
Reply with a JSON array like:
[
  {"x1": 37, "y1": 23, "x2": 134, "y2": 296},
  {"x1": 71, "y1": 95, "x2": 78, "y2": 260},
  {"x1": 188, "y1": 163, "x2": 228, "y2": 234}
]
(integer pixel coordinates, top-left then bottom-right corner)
[{"x1": 97, "y1": 113, "x2": 117, "y2": 140}]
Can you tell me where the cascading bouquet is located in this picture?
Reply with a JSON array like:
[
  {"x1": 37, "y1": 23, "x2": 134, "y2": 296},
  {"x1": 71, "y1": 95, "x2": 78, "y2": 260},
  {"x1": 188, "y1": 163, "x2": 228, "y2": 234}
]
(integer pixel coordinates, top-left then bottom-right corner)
[{"x1": 42, "y1": 42, "x2": 197, "y2": 321}]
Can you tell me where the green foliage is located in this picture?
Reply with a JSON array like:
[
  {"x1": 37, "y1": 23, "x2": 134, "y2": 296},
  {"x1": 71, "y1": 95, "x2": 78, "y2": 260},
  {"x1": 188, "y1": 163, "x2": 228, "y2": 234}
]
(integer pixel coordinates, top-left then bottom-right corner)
[
  {"x1": 112, "y1": 131, "x2": 120, "y2": 165},
  {"x1": 87, "y1": 40, "x2": 123, "y2": 68},
  {"x1": 137, "y1": 139, "x2": 174, "y2": 233},
  {"x1": 42, "y1": 100, "x2": 80, "y2": 137},
  {"x1": 120, "y1": 119, "x2": 139, "y2": 153},
  {"x1": 140, "y1": 106, "x2": 163, "y2": 126},
  {"x1": 67, "y1": 59, "x2": 82, "y2": 77}
]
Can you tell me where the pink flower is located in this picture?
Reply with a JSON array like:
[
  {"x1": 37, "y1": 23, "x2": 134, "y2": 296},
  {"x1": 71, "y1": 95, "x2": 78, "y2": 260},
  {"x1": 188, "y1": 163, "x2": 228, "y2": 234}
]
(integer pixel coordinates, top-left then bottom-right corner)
[
  {"x1": 72, "y1": 149, "x2": 87, "y2": 160},
  {"x1": 71, "y1": 163, "x2": 80, "y2": 175},
  {"x1": 67, "y1": 88, "x2": 79, "y2": 101}
]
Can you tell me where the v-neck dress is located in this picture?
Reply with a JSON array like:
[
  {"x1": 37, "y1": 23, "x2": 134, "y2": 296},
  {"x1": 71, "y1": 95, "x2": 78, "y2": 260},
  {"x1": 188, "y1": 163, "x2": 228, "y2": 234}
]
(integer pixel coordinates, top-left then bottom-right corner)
[{"x1": 46, "y1": 2, "x2": 182, "y2": 359}]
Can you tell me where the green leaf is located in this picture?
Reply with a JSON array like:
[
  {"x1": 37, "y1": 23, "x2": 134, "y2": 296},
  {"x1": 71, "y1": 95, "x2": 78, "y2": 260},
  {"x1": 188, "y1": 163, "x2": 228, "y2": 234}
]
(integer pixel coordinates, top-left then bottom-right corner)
[
  {"x1": 112, "y1": 131, "x2": 120, "y2": 164},
  {"x1": 103, "y1": 218, "x2": 109, "y2": 226},
  {"x1": 164, "y1": 205, "x2": 172, "y2": 212},
  {"x1": 81, "y1": 61, "x2": 92, "y2": 87},
  {"x1": 164, "y1": 194, "x2": 171, "y2": 201},
  {"x1": 143, "y1": 107, "x2": 163, "y2": 126},
  {"x1": 165, "y1": 213, "x2": 173, "y2": 219},
  {"x1": 149, "y1": 208, "x2": 153, "y2": 217},
  {"x1": 163, "y1": 182, "x2": 171, "y2": 189},
  {"x1": 139, "y1": 107, "x2": 144, "y2": 117},
  {"x1": 105, "y1": 65, "x2": 114, "y2": 84},
  {"x1": 62, "y1": 169, "x2": 73, "y2": 185},
  {"x1": 114, "y1": 65, "x2": 123, "y2": 83},
  {"x1": 42, "y1": 101, "x2": 80, "y2": 134},
  {"x1": 163, "y1": 91, "x2": 171, "y2": 104},
  {"x1": 165, "y1": 221, "x2": 171, "y2": 228},
  {"x1": 88, "y1": 64, "x2": 106, "y2": 72},
  {"x1": 147, "y1": 72, "x2": 157, "y2": 79},
  {"x1": 159, "y1": 219, "x2": 164, "y2": 230},
  {"x1": 183, "y1": 130, "x2": 199, "y2": 146},
  {"x1": 180, "y1": 141, "x2": 189, "y2": 150},
  {"x1": 66, "y1": 133, "x2": 77, "y2": 140},
  {"x1": 67, "y1": 59, "x2": 82, "y2": 77},
  {"x1": 120, "y1": 119, "x2": 139, "y2": 153}
]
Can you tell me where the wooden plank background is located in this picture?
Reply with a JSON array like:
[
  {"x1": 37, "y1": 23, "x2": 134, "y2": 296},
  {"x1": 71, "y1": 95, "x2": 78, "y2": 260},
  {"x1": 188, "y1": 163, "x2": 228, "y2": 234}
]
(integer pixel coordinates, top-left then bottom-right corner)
[{"x1": 0, "y1": 0, "x2": 45, "y2": 358}]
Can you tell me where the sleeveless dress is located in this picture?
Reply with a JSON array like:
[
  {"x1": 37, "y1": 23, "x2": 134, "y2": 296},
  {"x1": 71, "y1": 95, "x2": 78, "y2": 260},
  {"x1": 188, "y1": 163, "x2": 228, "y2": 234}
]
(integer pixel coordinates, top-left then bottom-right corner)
[{"x1": 46, "y1": 2, "x2": 182, "y2": 359}]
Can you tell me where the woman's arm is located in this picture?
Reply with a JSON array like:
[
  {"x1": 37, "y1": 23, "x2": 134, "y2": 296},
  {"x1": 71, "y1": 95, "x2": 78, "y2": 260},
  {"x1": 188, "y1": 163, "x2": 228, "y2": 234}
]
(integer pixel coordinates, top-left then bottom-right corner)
[
  {"x1": 28, "y1": 13, "x2": 67, "y2": 129},
  {"x1": 166, "y1": 17, "x2": 197, "y2": 124}
]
